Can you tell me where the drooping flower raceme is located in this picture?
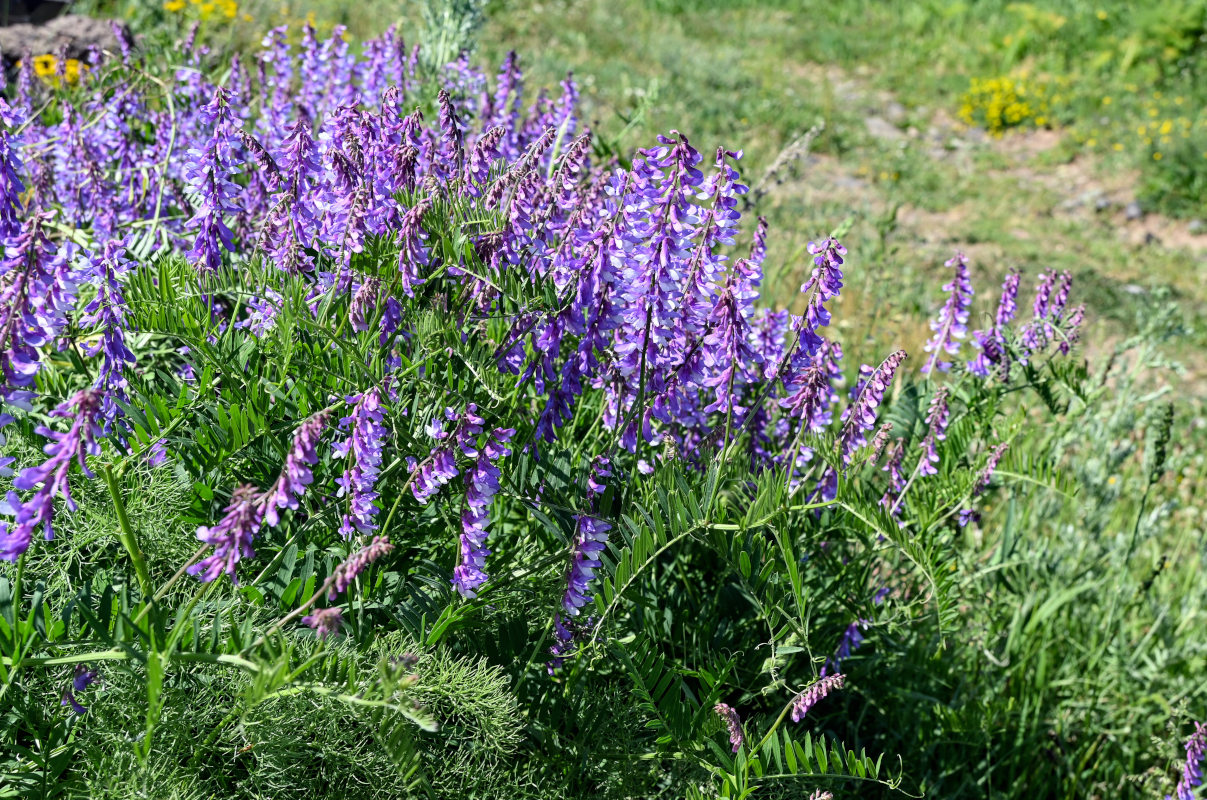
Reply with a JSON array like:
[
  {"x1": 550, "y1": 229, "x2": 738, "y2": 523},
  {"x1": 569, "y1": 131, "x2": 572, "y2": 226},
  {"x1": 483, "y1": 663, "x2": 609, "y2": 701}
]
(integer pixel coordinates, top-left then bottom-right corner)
[
  {"x1": 334, "y1": 388, "x2": 388, "y2": 537},
  {"x1": 1, "y1": 389, "x2": 104, "y2": 561},
  {"x1": 452, "y1": 426, "x2": 514, "y2": 598},
  {"x1": 302, "y1": 606, "x2": 344, "y2": 640},
  {"x1": 714, "y1": 702, "x2": 744, "y2": 753},
  {"x1": 1169, "y1": 722, "x2": 1206, "y2": 800},
  {"x1": 188, "y1": 484, "x2": 265, "y2": 584},
  {"x1": 184, "y1": 89, "x2": 240, "y2": 273},
  {"x1": 790, "y1": 673, "x2": 845, "y2": 722},
  {"x1": 917, "y1": 386, "x2": 951, "y2": 477},
  {"x1": 329, "y1": 535, "x2": 395, "y2": 599},
  {"x1": 264, "y1": 410, "x2": 330, "y2": 526}
]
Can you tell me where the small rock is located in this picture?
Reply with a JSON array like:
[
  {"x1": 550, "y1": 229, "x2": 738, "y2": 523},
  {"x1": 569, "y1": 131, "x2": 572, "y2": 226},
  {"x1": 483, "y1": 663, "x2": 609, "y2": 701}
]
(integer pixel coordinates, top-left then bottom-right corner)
[
  {"x1": 864, "y1": 115, "x2": 905, "y2": 143},
  {"x1": 1189, "y1": 219, "x2": 1206, "y2": 234},
  {"x1": 883, "y1": 101, "x2": 908, "y2": 124},
  {"x1": 1144, "y1": 231, "x2": 1161, "y2": 246},
  {"x1": 0, "y1": 15, "x2": 120, "y2": 65},
  {"x1": 1095, "y1": 196, "x2": 1113, "y2": 212},
  {"x1": 1122, "y1": 284, "x2": 1147, "y2": 295},
  {"x1": 832, "y1": 175, "x2": 868, "y2": 190},
  {"x1": 1124, "y1": 201, "x2": 1144, "y2": 221}
]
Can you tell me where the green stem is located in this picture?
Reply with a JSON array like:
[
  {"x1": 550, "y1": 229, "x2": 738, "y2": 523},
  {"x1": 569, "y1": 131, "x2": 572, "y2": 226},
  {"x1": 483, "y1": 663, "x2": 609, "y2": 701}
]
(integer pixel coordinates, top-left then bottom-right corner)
[{"x1": 103, "y1": 465, "x2": 152, "y2": 598}]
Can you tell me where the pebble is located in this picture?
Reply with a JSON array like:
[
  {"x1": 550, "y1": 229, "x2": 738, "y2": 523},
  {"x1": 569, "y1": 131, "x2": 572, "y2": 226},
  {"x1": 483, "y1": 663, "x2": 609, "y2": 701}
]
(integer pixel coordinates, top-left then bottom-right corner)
[{"x1": 1124, "y1": 201, "x2": 1144, "y2": 221}]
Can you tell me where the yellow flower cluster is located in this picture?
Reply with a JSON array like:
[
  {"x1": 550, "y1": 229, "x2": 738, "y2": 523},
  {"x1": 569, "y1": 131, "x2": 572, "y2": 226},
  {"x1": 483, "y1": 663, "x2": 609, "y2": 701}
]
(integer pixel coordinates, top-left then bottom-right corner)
[
  {"x1": 20, "y1": 55, "x2": 87, "y2": 87},
  {"x1": 164, "y1": 0, "x2": 238, "y2": 21},
  {"x1": 958, "y1": 74, "x2": 1063, "y2": 136},
  {"x1": 1079, "y1": 92, "x2": 1207, "y2": 163}
]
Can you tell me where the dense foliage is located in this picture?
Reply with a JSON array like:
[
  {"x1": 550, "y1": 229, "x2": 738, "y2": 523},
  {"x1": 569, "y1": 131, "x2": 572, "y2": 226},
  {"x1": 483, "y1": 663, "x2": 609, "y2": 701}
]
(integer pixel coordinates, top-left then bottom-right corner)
[{"x1": 0, "y1": 15, "x2": 1203, "y2": 800}]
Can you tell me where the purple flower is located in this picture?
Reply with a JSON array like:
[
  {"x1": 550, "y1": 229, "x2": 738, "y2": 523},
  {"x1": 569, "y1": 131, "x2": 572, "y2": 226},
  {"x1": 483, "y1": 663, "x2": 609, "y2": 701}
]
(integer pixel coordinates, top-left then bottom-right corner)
[
  {"x1": 957, "y1": 508, "x2": 980, "y2": 527},
  {"x1": 968, "y1": 269, "x2": 1021, "y2": 377},
  {"x1": 79, "y1": 241, "x2": 137, "y2": 429},
  {"x1": 188, "y1": 484, "x2": 265, "y2": 584},
  {"x1": 790, "y1": 673, "x2": 845, "y2": 722},
  {"x1": 73, "y1": 664, "x2": 99, "y2": 692},
  {"x1": 560, "y1": 514, "x2": 612, "y2": 617},
  {"x1": 838, "y1": 350, "x2": 907, "y2": 465},
  {"x1": 975, "y1": 443, "x2": 1008, "y2": 495},
  {"x1": 797, "y1": 237, "x2": 846, "y2": 356},
  {"x1": 302, "y1": 606, "x2": 344, "y2": 640},
  {"x1": 264, "y1": 410, "x2": 330, "y2": 527},
  {"x1": 1169, "y1": 722, "x2": 1206, "y2": 800},
  {"x1": 917, "y1": 386, "x2": 951, "y2": 477},
  {"x1": 922, "y1": 252, "x2": 974, "y2": 373},
  {"x1": 452, "y1": 456, "x2": 500, "y2": 599},
  {"x1": 334, "y1": 388, "x2": 389, "y2": 537},
  {"x1": 821, "y1": 620, "x2": 867, "y2": 677},
  {"x1": 714, "y1": 702, "x2": 744, "y2": 752},
  {"x1": 329, "y1": 535, "x2": 394, "y2": 599},
  {"x1": 1, "y1": 389, "x2": 104, "y2": 561},
  {"x1": 62, "y1": 689, "x2": 88, "y2": 715},
  {"x1": 184, "y1": 89, "x2": 240, "y2": 273}
]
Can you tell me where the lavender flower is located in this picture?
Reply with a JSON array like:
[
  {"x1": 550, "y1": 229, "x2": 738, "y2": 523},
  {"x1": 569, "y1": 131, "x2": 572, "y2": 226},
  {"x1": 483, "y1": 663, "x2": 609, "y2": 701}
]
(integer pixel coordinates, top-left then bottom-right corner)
[
  {"x1": 329, "y1": 535, "x2": 394, "y2": 599},
  {"x1": 797, "y1": 237, "x2": 846, "y2": 356},
  {"x1": 714, "y1": 702, "x2": 744, "y2": 752},
  {"x1": 922, "y1": 252, "x2": 974, "y2": 373},
  {"x1": 452, "y1": 427, "x2": 513, "y2": 598},
  {"x1": 968, "y1": 269, "x2": 1020, "y2": 377},
  {"x1": 917, "y1": 386, "x2": 951, "y2": 477},
  {"x1": 1169, "y1": 722, "x2": 1206, "y2": 800},
  {"x1": 821, "y1": 620, "x2": 867, "y2": 676},
  {"x1": 334, "y1": 388, "x2": 388, "y2": 537},
  {"x1": 1, "y1": 389, "x2": 104, "y2": 561},
  {"x1": 838, "y1": 350, "x2": 907, "y2": 464},
  {"x1": 188, "y1": 484, "x2": 265, "y2": 583},
  {"x1": 264, "y1": 411, "x2": 330, "y2": 526},
  {"x1": 184, "y1": 89, "x2": 240, "y2": 272},
  {"x1": 302, "y1": 606, "x2": 344, "y2": 640},
  {"x1": 975, "y1": 443, "x2": 1008, "y2": 495},
  {"x1": 79, "y1": 241, "x2": 136, "y2": 428},
  {"x1": 790, "y1": 673, "x2": 845, "y2": 722}
]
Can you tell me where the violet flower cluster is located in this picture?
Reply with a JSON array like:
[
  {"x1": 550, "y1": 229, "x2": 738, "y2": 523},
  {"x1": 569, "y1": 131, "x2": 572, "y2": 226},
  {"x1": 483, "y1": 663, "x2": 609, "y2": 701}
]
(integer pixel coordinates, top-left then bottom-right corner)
[
  {"x1": 1170, "y1": 722, "x2": 1206, "y2": 800},
  {"x1": 790, "y1": 673, "x2": 845, "y2": 723},
  {"x1": 921, "y1": 252, "x2": 974, "y2": 374},
  {"x1": 714, "y1": 702, "x2": 744, "y2": 753}
]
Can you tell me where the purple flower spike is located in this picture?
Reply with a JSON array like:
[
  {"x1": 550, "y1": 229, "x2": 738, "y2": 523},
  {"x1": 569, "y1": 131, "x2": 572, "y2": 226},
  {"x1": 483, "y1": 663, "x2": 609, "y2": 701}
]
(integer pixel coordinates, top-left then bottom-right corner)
[
  {"x1": 821, "y1": 620, "x2": 867, "y2": 677},
  {"x1": 302, "y1": 606, "x2": 344, "y2": 640},
  {"x1": 714, "y1": 702, "x2": 744, "y2": 753},
  {"x1": 975, "y1": 443, "x2": 1009, "y2": 496},
  {"x1": 918, "y1": 386, "x2": 951, "y2": 477},
  {"x1": 798, "y1": 237, "x2": 846, "y2": 356},
  {"x1": 264, "y1": 411, "x2": 330, "y2": 527},
  {"x1": 790, "y1": 673, "x2": 845, "y2": 722},
  {"x1": 968, "y1": 269, "x2": 1021, "y2": 377},
  {"x1": 329, "y1": 535, "x2": 394, "y2": 599},
  {"x1": 922, "y1": 252, "x2": 974, "y2": 373},
  {"x1": 184, "y1": 89, "x2": 240, "y2": 273},
  {"x1": 2, "y1": 389, "x2": 104, "y2": 561},
  {"x1": 1169, "y1": 722, "x2": 1206, "y2": 800},
  {"x1": 452, "y1": 455, "x2": 501, "y2": 599},
  {"x1": 334, "y1": 388, "x2": 389, "y2": 537},
  {"x1": 189, "y1": 485, "x2": 265, "y2": 584},
  {"x1": 838, "y1": 350, "x2": 907, "y2": 464}
]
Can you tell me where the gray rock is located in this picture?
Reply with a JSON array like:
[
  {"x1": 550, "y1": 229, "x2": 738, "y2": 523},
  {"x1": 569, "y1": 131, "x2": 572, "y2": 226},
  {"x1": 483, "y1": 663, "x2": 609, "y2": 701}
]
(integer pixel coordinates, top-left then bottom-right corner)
[
  {"x1": 1189, "y1": 219, "x2": 1206, "y2": 234},
  {"x1": 1124, "y1": 201, "x2": 1144, "y2": 221},
  {"x1": 0, "y1": 15, "x2": 120, "y2": 64},
  {"x1": 883, "y1": 101, "x2": 908, "y2": 124},
  {"x1": 864, "y1": 115, "x2": 905, "y2": 143},
  {"x1": 1095, "y1": 196, "x2": 1113, "y2": 212}
]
